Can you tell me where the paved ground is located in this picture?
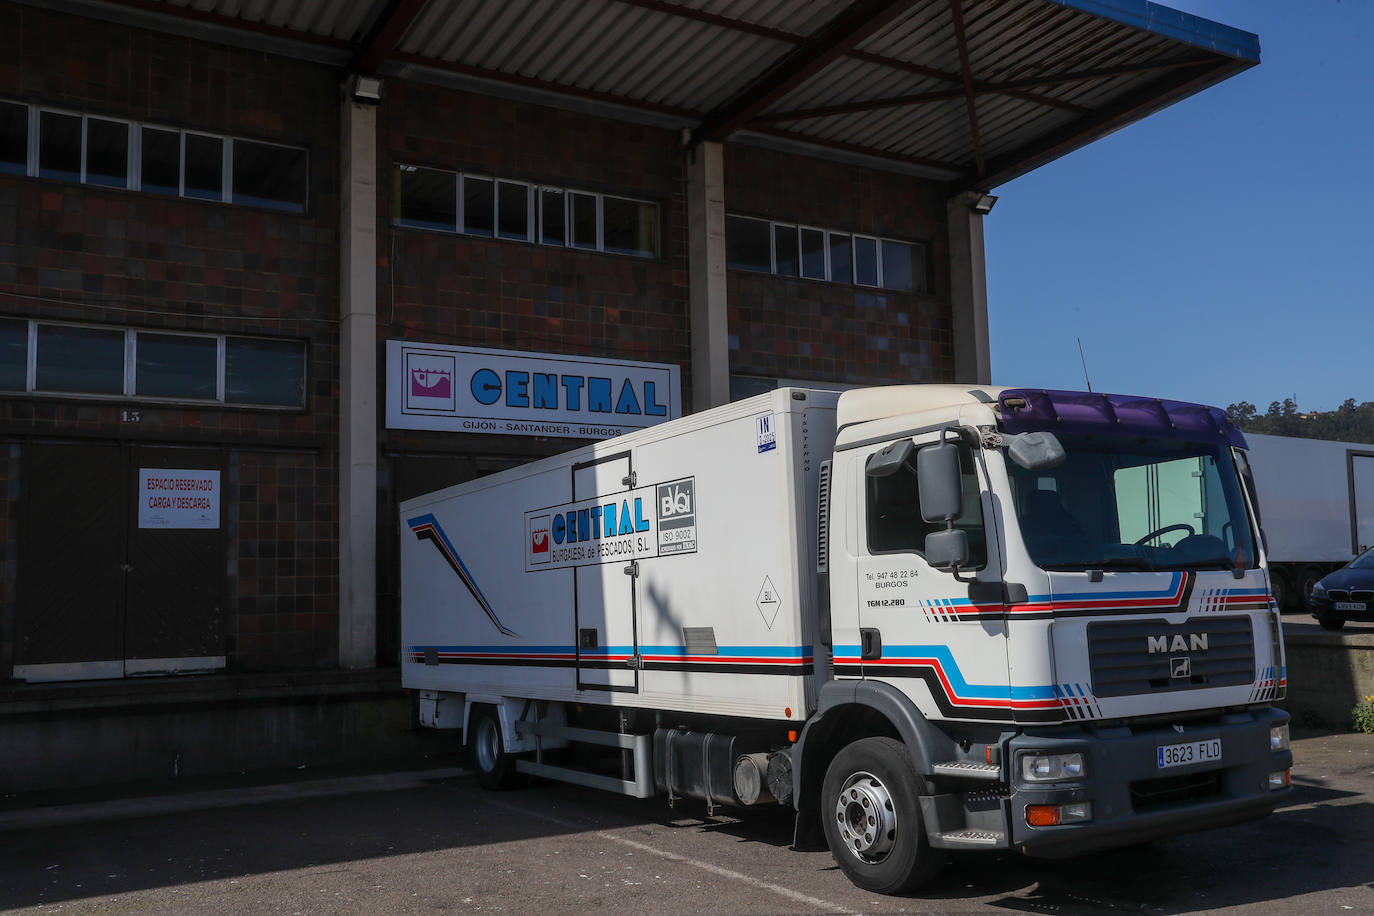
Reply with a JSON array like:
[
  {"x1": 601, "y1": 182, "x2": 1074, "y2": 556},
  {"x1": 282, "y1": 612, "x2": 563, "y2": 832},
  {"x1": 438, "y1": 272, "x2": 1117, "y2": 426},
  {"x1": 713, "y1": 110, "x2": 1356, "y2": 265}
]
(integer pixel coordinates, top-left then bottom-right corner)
[{"x1": 1, "y1": 728, "x2": 1371, "y2": 915}]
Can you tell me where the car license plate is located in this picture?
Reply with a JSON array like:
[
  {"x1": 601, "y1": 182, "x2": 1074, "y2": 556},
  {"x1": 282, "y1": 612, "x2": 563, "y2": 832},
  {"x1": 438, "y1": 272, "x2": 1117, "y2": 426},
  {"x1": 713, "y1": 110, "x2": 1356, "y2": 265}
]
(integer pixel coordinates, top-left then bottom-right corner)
[
  {"x1": 1334, "y1": 601, "x2": 1366, "y2": 612},
  {"x1": 1157, "y1": 739, "x2": 1222, "y2": 769}
]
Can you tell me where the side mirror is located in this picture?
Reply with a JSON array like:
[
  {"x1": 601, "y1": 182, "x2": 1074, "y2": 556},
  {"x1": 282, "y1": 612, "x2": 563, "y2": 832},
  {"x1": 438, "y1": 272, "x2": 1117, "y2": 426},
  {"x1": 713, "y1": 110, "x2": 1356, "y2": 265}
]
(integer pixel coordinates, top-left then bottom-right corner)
[
  {"x1": 865, "y1": 439, "x2": 914, "y2": 478},
  {"x1": 1007, "y1": 431, "x2": 1066, "y2": 472},
  {"x1": 925, "y1": 528, "x2": 969, "y2": 571},
  {"x1": 917, "y1": 440, "x2": 963, "y2": 522}
]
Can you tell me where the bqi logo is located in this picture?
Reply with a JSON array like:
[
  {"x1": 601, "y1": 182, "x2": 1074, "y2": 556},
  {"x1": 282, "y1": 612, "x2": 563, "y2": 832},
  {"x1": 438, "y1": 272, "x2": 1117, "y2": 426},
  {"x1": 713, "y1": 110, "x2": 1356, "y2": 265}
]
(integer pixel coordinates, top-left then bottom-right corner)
[
  {"x1": 529, "y1": 516, "x2": 551, "y2": 564},
  {"x1": 661, "y1": 485, "x2": 692, "y2": 518}
]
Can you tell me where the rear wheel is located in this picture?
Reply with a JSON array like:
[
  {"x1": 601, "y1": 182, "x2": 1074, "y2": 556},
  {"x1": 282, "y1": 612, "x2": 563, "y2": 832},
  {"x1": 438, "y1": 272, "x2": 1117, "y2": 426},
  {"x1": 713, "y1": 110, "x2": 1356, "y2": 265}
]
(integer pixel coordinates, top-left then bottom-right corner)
[
  {"x1": 1298, "y1": 566, "x2": 1325, "y2": 608},
  {"x1": 821, "y1": 737, "x2": 942, "y2": 895},
  {"x1": 1269, "y1": 571, "x2": 1290, "y2": 612},
  {"x1": 468, "y1": 705, "x2": 521, "y2": 790}
]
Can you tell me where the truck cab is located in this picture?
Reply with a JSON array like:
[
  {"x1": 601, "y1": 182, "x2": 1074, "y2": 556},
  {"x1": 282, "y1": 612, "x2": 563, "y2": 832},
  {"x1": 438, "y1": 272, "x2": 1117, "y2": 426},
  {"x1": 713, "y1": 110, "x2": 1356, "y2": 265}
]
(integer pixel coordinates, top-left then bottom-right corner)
[{"x1": 805, "y1": 385, "x2": 1291, "y2": 892}]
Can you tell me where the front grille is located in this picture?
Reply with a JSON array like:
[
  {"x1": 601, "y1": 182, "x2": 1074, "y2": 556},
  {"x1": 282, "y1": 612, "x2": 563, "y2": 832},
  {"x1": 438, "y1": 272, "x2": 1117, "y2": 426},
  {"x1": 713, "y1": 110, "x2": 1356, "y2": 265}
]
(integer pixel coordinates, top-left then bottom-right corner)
[
  {"x1": 1087, "y1": 616, "x2": 1254, "y2": 698},
  {"x1": 1130, "y1": 770, "x2": 1222, "y2": 811},
  {"x1": 1328, "y1": 589, "x2": 1372, "y2": 602}
]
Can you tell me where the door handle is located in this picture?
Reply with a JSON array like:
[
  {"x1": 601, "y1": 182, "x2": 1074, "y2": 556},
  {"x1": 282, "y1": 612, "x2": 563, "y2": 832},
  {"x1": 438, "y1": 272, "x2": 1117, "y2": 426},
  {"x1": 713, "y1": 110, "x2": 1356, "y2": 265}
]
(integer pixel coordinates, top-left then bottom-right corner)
[{"x1": 860, "y1": 628, "x2": 882, "y2": 661}]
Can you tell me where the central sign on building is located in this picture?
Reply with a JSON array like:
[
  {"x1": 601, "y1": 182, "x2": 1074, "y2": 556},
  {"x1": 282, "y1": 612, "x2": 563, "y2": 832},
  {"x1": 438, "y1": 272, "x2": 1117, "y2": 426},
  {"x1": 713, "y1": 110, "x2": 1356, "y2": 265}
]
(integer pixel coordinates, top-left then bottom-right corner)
[{"x1": 386, "y1": 341, "x2": 682, "y2": 439}]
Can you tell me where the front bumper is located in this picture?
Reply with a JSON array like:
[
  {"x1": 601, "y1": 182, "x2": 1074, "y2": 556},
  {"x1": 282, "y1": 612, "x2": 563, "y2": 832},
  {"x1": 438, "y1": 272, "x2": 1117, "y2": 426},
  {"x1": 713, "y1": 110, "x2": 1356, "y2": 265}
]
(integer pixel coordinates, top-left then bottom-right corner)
[
  {"x1": 1310, "y1": 595, "x2": 1374, "y2": 623},
  {"x1": 1008, "y1": 707, "x2": 1291, "y2": 857}
]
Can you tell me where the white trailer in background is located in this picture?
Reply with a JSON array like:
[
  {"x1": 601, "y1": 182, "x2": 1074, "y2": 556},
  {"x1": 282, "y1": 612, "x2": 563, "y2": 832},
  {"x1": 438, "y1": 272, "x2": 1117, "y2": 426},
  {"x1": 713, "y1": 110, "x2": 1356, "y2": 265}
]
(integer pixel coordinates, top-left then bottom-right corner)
[
  {"x1": 401, "y1": 385, "x2": 1293, "y2": 895},
  {"x1": 1243, "y1": 433, "x2": 1374, "y2": 610}
]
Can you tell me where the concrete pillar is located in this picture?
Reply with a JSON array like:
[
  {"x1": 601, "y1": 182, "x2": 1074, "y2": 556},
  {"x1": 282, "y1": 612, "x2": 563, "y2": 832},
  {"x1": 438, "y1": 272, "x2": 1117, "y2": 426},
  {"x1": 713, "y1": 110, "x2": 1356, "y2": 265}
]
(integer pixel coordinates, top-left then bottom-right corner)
[
  {"x1": 946, "y1": 191, "x2": 992, "y2": 385},
  {"x1": 686, "y1": 141, "x2": 730, "y2": 411},
  {"x1": 338, "y1": 95, "x2": 378, "y2": 669}
]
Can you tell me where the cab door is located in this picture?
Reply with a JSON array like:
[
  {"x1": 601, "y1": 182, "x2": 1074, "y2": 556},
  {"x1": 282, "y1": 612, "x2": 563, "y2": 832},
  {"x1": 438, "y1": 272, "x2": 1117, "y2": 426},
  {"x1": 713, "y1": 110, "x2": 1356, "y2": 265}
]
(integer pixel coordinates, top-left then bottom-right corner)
[{"x1": 850, "y1": 431, "x2": 1012, "y2": 723}]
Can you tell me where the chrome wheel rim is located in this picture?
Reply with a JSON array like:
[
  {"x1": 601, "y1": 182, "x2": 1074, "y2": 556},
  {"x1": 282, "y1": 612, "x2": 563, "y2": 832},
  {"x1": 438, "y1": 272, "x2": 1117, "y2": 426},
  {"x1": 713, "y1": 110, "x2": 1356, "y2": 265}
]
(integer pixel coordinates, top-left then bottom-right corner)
[{"x1": 833, "y1": 770, "x2": 897, "y2": 863}]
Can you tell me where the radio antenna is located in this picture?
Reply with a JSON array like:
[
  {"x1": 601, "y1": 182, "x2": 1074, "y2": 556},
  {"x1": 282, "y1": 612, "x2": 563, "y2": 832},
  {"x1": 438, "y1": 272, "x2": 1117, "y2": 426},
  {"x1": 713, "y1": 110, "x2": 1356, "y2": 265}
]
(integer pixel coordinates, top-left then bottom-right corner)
[{"x1": 1077, "y1": 337, "x2": 1093, "y2": 392}]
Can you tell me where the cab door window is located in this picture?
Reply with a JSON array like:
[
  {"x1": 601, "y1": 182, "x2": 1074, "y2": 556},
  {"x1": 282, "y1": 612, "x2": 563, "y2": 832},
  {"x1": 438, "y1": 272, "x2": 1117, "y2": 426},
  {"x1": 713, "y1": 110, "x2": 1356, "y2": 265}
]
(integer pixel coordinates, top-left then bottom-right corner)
[{"x1": 865, "y1": 444, "x2": 987, "y2": 569}]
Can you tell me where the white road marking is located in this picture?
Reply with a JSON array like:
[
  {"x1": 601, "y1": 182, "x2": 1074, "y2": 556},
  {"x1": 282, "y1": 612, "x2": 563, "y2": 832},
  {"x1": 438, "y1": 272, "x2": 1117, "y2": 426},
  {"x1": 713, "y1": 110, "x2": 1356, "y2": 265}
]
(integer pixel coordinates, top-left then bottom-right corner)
[{"x1": 486, "y1": 797, "x2": 861, "y2": 915}]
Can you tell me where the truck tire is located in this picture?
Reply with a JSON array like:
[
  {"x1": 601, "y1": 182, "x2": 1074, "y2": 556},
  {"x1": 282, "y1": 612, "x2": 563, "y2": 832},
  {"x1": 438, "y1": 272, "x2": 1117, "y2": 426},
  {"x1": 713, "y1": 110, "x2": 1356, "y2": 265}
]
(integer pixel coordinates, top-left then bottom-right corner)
[
  {"x1": 1298, "y1": 566, "x2": 1324, "y2": 608},
  {"x1": 1269, "y1": 570, "x2": 1289, "y2": 612},
  {"x1": 821, "y1": 737, "x2": 942, "y2": 895},
  {"x1": 468, "y1": 706, "x2": 521, "y2": 790}
]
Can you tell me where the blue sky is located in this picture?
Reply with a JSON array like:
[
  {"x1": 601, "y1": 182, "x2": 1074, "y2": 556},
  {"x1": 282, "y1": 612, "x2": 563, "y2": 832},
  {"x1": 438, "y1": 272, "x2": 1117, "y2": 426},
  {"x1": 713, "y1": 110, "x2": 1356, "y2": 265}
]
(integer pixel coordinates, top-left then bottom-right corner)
[{"x1": 984, "y1": 1, "x2": 1371, "y2": 413}]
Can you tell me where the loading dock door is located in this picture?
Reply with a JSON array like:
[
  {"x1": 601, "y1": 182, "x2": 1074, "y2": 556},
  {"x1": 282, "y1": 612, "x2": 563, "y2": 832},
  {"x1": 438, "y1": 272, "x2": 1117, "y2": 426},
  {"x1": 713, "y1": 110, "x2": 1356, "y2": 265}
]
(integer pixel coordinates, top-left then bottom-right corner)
[
  {"x1": 16, "y1": 443, "x2": 127, "y2": 680},
  {"x1": 14, "y1": 442, "x2": 226, "y2": 682}
]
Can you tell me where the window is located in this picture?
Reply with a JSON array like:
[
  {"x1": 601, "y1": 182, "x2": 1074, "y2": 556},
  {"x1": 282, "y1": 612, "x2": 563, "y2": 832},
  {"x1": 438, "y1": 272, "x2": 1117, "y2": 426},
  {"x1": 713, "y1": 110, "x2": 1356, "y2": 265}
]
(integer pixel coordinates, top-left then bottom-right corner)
[
  {"x1": 725, "y1": 214, "x2": 924, "y2": 292},
  {"x1": 726, "y1": 216, "x2": 771, "y2": 272},
  {"x1": 774, "y1": 224, "x2": 799, "y2": 277},
  {"x1": 35, "y1": 324, "x2": 125, "y2": 394},
  {"x1": 397, "y1": 165, "x2": 457, "y2": 231},
  {"x1": 0, "y1": 320, "x2": 305, "y2": 407},
  {"x1": 829, "y1": 233, "x2": 852, "y2": 283},
  {"x1": 183, "y1": 133, "x2": 224, "y2": 202},
  {"x1": 853, "y1": 236, "x2": 879, "y2": 286},
  {"x1": 232, "y1": 139, "x2": 307, "y2": 212},
  {"x1": 497, "y1": 181, "x2": 531, "y2": 241},
  {"x1": 225, "y1": 337, "x2": 305, "y2": 407},
  {"x1": 800, "y1": 227, "x2": 826, "y2": 280},
  {"x1": 866, "y1": 443, "x2": 987, "y2": 568},
  {"x1": 392, "y1": 164, "x2": 661, "y2": 260},
  {"x1": 881, "y1": 239, "x2": 916, "y2": 292},
  {"x1": 462, "y1": 176, "x2": 495, "y2": 237},
  {"x1": 38, "y1": 111, "x2": 81, "y2": 183},
  {"x1": 85, "y1": 117, "x2": 129, "y2": 189},
  {"x1": 540, "y1": 188, "x2": 566, "y2": 245},
  {"x1": 140, "y1": 127, "x2": 181, "y2": 197},
  {"x1": 0, "y1": 318, "x2": 26, "y2": 390},
  {"x1": 2, "y1": 100, "x2": 309, "y2": 211},
  {"x1": 136, "y1": 333, "x2": 217, "y2": 400},
  {"x1": 603, "y1": 196, "x2": 657, "y2": 257},
  {"x1": 0, "y1": 101, "x2": 24, "y2": 175},
  {"x1": 570, "y1": 192, "x2": 598, "y2": 250}
]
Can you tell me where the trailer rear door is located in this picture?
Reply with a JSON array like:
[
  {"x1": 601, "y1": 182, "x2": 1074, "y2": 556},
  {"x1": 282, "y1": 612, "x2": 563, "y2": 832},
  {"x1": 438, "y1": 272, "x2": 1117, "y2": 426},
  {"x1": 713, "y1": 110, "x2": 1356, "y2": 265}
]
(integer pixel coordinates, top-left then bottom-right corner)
[{"x1": 573, "y1": 452, "x2": 639, "y2": 692}]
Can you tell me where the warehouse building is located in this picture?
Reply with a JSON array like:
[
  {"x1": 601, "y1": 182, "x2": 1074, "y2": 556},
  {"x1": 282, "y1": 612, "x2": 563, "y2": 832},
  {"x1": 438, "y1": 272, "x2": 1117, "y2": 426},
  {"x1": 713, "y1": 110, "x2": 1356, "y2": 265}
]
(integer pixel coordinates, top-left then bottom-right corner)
[{"x1": 0, "y1": 0, "x2": 1258, "y2": 790}]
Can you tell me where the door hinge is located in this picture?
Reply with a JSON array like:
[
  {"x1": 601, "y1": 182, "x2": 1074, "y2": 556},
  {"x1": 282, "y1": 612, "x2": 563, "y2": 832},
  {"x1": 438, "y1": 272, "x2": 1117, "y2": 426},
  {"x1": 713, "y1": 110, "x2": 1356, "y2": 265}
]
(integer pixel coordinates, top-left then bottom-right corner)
[
  {"x1": 626, "y1": 654, "x2": 642, "y2": 669},
  {"x1": 624, "y1": 560, "x2": 639, "y2": 577},
  {"x1": 622, "y1": 471, "x2": 637, "y2": 487}
]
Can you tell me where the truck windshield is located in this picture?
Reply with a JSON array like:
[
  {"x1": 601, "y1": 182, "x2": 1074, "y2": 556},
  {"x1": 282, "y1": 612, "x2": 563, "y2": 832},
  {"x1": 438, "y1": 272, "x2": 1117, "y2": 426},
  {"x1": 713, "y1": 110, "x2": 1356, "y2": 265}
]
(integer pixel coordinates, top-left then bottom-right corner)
[{"x1": 1005, "y1": 434, "x2": 1257, "y2": 572}]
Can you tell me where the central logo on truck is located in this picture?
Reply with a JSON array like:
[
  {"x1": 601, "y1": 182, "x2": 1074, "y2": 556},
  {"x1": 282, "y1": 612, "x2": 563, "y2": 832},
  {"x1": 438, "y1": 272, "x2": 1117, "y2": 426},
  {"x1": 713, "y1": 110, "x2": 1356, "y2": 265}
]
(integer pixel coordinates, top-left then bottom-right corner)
[{"x1": 525, "y1": 477, "x2": 698, "y2": 570}]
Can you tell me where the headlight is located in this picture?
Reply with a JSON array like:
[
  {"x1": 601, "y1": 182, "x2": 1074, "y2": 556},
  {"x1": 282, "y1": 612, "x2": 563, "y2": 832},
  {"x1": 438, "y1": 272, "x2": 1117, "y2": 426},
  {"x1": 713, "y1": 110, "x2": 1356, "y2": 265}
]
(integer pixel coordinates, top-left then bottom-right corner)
[
  {"x1": 1270, "y1": 724, "x2": 1290, "y2": 751},
  {"x1": 1021, "y1": 752, "x2": 1085, "y2": 782},
  {"x1": 1311, "y1": 582, "x2": 1327, "y2": 597}
]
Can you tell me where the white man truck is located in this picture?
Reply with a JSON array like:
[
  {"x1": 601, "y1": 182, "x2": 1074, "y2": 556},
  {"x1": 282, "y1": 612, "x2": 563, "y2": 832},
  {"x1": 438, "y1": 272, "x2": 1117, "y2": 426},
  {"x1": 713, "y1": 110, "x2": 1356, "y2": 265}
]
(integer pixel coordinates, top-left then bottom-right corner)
[{"x1": 400, "y1": 385, "x2": 1292, "y2": 894}]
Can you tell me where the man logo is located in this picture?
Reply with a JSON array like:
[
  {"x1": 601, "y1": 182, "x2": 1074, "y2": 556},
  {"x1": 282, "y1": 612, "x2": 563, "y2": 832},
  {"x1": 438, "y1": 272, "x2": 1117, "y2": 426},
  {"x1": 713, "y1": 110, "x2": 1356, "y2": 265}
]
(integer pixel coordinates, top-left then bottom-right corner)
[
  {"x1": 1171, "y1": 656, "x2": 1192, "y2": 679},
  {"x1": 1147, "y1": 633, "x2": 1208, "y2": 654}
]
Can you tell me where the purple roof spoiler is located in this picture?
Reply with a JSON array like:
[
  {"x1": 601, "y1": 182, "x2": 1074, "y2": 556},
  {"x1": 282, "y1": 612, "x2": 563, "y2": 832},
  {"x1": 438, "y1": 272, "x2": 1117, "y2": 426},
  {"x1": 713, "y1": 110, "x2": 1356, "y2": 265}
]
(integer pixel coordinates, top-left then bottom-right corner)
[{"x1": 997, "y1": 388, "x2": 1247, "y2": 449}]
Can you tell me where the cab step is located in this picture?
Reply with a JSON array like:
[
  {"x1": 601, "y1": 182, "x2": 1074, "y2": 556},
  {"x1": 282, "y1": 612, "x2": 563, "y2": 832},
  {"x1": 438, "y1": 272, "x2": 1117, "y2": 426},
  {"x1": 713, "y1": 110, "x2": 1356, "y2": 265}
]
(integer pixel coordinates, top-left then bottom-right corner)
[
  {"x1": 931, "y1": 760, "x2": 1002, "y2": 780},
  {"x1": 932, "y1": 829, "x2": 1005, "y2": 848}
]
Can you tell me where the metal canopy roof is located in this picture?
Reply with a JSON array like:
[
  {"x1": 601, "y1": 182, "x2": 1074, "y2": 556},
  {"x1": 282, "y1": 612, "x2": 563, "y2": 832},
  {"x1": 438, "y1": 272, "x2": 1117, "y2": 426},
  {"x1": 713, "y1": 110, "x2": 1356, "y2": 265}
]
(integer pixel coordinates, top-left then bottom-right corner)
[{"x1": 49, "y1": 0, "x2": 1259, "y2": 189}]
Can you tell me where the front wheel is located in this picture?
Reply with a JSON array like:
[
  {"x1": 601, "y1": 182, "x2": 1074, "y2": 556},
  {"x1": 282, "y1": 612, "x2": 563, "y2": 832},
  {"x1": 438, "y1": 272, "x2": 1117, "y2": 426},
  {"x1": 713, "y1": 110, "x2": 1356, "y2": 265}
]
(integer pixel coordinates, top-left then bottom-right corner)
[
  {"x1": 1317, "y1": 615, "x2": 1347, "y2": 631},
  {"x1": 821, "y1": 737, "x2": 942, "y2": 895}
]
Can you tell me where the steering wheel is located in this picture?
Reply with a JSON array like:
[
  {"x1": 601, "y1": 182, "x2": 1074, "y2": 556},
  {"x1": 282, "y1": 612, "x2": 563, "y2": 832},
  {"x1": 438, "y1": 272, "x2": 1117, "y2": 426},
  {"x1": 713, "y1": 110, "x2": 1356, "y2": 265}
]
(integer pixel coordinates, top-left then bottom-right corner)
[{"x1": 1135, "y1": 523, "x2": 1195, "y2": 546}]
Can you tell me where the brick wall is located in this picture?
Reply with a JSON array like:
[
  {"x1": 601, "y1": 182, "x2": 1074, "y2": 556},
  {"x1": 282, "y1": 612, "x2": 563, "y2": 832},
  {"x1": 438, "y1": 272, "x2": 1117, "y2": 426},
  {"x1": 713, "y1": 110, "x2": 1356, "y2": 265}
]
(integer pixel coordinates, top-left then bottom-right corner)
[
  {"x1": 723, "y1": 145, "x2": 954, "y2": 384},
  {"x1": 0, "y1": 6, "x2": 341, "y2": 672}
]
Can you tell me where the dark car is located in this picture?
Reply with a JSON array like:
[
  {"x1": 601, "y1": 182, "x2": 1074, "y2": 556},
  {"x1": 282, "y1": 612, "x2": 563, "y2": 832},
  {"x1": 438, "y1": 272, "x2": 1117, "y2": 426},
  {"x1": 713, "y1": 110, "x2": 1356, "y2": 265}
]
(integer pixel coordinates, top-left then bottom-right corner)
[{"x1": 1309, "y1": 548, "x2": 1374, "y2": 630}]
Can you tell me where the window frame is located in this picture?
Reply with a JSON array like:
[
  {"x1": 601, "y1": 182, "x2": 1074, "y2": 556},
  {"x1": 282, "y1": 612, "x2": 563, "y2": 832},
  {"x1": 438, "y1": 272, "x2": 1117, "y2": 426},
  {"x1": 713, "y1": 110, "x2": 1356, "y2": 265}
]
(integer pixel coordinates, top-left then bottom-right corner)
[
  {"x1": 863, "y1": 439, "x2": 989, "y2": 570},
  {"x1": 723, "y1": 213, "x2": 927, "y2": 293},
  {"x1": 0, "y1": 319, "x2": 306, "y2": 409},
  {"x1": 392, "y1": 162, "x2": 661, "y2": 260}
]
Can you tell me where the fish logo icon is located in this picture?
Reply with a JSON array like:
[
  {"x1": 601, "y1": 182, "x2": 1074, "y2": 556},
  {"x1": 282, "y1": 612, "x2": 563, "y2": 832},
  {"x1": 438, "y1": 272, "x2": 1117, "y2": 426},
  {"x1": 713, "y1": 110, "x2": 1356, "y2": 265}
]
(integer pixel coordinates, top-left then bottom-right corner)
[
  {"x1": 410, "y1": 367, "x2": 452, "y2": 399},
  {"x1": 529, "y1": 516, "x2": 551, "y2": 564}
]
